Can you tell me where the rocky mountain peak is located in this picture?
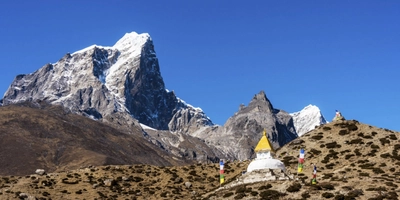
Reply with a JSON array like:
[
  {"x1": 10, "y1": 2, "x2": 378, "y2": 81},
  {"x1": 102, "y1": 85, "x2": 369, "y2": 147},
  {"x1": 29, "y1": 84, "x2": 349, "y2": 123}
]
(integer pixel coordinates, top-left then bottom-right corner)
[
  {"x1": 2, "y1": 32, "x2": 212, "y2": 132},
  {"x1": 193, "y1": 91, "x2": 297, "y2": 161},
  {"x1": 240, "y1": 90, "x2": 274, "y2": 113},
  {"x1": 290, "y1": 104, "x2": 327, "y2": 136},
  {"x1": 113, "y1": 32, "x2": 150, "y2": 51}
]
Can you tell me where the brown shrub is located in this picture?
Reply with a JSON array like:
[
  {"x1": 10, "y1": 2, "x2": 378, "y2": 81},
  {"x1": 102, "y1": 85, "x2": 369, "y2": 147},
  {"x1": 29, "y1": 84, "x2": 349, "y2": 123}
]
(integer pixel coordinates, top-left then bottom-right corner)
[
  {"x1": 286, "y1": 182, "x2": 302, "y2": 192},
  {"x1": 347, "y1": 124, "x2": 358, "y2": 131},
  {"x1": 302, "y1": 192, "x2": 311, "y2": 198},
  {"x1": 234, "y1": 193, "x2": 246, "y2": 199},
  {"x1": 223, "y1": 192, "x2": 233, "y2": 198},
  {"x1": 371, "y1": 144, "x2": 380, "y2": 149},
  {"x1": 259, "y1": 190, "x2": 285, "y2": 199},
  {"x1": 348, "y1": 138, "x2": 363, "y2": 144},
  {"x1": 347, "y1": 189, "x2": 363, "y2": 197},
  {"x1": 310, "y1": 148, "x2": 322, "y2": 155},
  {"x1": 325, "y1": 163, "x2": 335, "y2": 169},
  {"x1": 235, "y1": 186, "x2": 247, "y2": 194},
  {"x1": 388, "y1": 134, "x2": 397, "y2": 140},
  {"x1": 311, "y1": 135, "x2": 324, "y2": 140},
  {"x1": 321, "y1": 192, "x2": 334, "y2": 198},
  {"x1": 338, "y1": 129, "x2": 349, "y2": 135},
  {"x1": 379, "y1": 138, "x2": 390, "y2": 145},
  {"x1": 323, "y1": 126, "x2": 332, "y2": 131},
  {"x1": 359, "y1": 172, "x2": 369, "y2": 177},
  {"x1": 354, "y1": 149, "x2": 362, "y2": 156},
  {"x1": 359, "y1": 163, "x2": 375, "y2": 169},
  {"x1": 258, "y1": 184, "x2": 272, "y2": 190},
  {"x1": 319, "y1": 182, "x2": 335, "y2": 190},
  {"x1": 380, "y1": 153, "x2": 391, "y2": 159},
  {"x1": 250, "y1": 191, "x2": 258, "y2": 196},
  {"x1": 325, "y1": 142, "x2": 338, "y2": 148},
  {"x1": 372, "y1": 168, "x2": 385, "y2": 174},
  {"x1": 384, "y1": 182, "x2": 398, "y2": 188}
]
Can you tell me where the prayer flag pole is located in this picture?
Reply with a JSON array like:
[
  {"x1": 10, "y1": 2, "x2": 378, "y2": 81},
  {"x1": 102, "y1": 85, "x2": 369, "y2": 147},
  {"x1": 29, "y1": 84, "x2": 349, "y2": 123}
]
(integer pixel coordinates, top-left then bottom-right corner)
[
  {"x1": 219, "y1": 159, "x2": 224, "y2": 186},
  {"x1": 311, "y1": 163, "x2": 317, "y2": 184}
]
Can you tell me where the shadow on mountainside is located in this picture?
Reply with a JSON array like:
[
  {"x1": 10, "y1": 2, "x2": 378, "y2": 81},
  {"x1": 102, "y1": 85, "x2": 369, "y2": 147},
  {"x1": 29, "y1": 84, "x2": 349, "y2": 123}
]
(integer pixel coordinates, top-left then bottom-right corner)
[{"x1": 0, "y1": 102, "x2": 183, "y2": 176}]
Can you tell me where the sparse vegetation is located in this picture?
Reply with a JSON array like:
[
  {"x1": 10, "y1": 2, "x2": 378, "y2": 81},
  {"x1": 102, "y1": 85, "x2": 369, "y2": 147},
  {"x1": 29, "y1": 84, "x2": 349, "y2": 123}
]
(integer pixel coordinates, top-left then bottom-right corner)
[
  {"x1": 0, "y1": 120, "x2": 398, "y2": 199},
  {"x1": 286, "y1": 182, "x2": 302, "y2": 192},
  {"x1": 323, "y1": 126, "x2": 332, "y2": 131},
  {"x1": 312, "y1": 135, "x2": 324, "y2": 140},
  {"x1": 223, "y1": 192, "x2": 234, "y2": 197},
  {"x1": 359, "y1": 172, "x2": 370, "y2": 177},
  {"x1": 338, "y1": 129, "x2": 349, "y2": 135},
  {"x1": 322, "y1": 192, "x2": 334, "y2": 198},
  {"x1": 325, "y1": 141, "x2": 338, "y2": 148},
  {"x1": 259, "y1": 190, "x2": 285, "y2": 199}
]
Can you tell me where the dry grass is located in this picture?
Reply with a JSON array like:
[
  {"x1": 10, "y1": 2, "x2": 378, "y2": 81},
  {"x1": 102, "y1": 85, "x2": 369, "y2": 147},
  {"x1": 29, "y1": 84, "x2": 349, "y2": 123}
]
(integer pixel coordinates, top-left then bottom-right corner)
[
  {"x1": 0, "y1": 103, "x2": 182, "y2": 176},
  {"x1": 1, "y1": 103, "x2": 399, "y2": 200},
  {"x1": 0, "y1": 161, "x2": 249, "y2": 199}
]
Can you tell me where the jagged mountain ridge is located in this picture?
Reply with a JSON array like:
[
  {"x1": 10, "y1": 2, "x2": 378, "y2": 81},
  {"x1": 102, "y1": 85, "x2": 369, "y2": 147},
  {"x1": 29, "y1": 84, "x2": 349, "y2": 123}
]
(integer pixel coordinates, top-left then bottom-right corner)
[
  {"x1": 2, "y1": 32, "x2": 212, "y2": 132},
  {"x1": 1, "y1": 32, "x2": 327, "y2": 164},
  {"x1": 290, "y1": 104, "x2": 327, "y2": 136},
  {"x1": 192, "y1": 91, "x2": 298, "y2": 161}
]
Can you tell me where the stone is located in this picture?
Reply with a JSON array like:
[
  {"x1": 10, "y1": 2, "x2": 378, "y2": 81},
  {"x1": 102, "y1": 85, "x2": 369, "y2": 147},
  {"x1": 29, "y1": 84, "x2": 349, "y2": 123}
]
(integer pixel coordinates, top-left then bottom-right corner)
[
  {"x1": 174, "y1": 177, "x2": 182, "y2": 183},
  {"x1": 19, "y1": 193, "x2": 28, "y2": 198},
  {"x1": 35, "y1": 169, "x2": 46, "y2": 175},
  {"x1": 185, "y1": 182, "x2": 192, "y2": 188},
  {"x1": 19, "y1": 193, "x2": 36, "y2": 200},
  {"x1": 103, "y1": 179, "x2": 114, "y2": 187}
]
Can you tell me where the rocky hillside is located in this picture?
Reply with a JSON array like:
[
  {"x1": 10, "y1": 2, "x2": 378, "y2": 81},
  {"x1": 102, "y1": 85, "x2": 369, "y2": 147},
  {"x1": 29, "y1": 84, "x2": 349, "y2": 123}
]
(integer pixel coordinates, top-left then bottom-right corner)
[
  {"x1": 214, "y1": 119, "x2": 400, "y2": 199},
  {"x1": 1, "y1": 120, "x2": 398, "y2": 200},
  {"x1": 0, "y1": 102, "x2": 185, "y2": 176},
  {"x1": 0, "y1": 161, "x2": 250, "y2": 200}
]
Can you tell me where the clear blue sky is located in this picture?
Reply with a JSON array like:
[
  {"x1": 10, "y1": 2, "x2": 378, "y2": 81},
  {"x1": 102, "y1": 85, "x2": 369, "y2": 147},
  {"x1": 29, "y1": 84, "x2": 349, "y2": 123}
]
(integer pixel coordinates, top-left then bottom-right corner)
[{"x1": 1, "y1": 1, "x2": 399, "y2": 131}]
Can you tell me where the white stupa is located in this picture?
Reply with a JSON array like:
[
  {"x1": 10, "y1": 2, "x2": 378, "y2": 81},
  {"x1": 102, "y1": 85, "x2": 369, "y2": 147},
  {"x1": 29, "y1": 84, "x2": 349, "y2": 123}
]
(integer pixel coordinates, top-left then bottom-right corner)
[{"x1": 247, "y1": 130, "x2": 286, "y2": 172}]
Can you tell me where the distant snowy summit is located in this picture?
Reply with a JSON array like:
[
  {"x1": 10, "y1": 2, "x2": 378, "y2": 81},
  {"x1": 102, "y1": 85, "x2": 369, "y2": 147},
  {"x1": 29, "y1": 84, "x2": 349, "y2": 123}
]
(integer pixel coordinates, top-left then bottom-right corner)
[{"x1": 290, "y1": 105, "x2": 327, "y2": 136}]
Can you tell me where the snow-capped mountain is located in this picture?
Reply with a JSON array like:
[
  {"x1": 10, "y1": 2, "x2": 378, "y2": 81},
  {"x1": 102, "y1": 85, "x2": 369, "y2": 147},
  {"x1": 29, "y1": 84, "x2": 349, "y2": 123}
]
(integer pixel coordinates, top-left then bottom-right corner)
[
  {"x1": 2, "y1": 32, "x2": 212, "y2": 132},
  {"x1": 1, "y1": 31, "x2": 326, "y2": 163},
  {"x1": 290, "y1": 105, "x2": 327, "y2": 136}
]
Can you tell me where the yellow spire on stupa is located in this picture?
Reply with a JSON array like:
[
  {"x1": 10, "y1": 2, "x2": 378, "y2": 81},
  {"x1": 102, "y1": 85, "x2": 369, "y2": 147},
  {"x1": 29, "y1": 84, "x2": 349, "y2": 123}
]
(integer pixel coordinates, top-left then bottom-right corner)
[{"x1": 254, "y1": 130, "x2": 275, "y2": 153}]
